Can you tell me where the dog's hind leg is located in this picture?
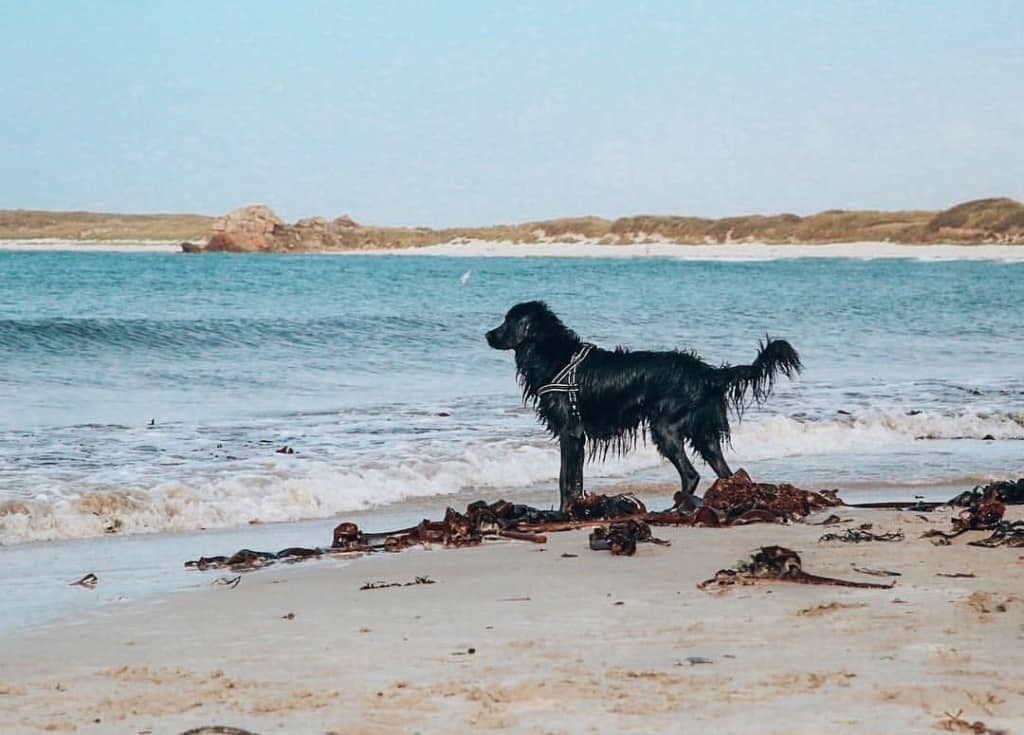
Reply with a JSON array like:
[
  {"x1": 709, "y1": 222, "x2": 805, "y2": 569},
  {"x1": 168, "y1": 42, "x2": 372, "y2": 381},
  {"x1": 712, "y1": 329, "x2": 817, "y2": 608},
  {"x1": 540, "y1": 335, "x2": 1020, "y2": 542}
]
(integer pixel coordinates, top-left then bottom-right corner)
[
  {"x1": 558, "y1": 429, "x2": 586, "y2": 512},
  {"x1": 650, "y1": 423, "x2": 701, "y2": 511},
  {"x1": 693, "y1": 438, "x2": 733, "y2": 481}
]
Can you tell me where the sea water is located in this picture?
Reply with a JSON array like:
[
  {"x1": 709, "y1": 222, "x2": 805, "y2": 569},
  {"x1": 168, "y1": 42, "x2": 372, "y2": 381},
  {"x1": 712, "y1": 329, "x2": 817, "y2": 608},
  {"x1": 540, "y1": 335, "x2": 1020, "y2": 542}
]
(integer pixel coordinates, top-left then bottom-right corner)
[{"x1": 1, "y1": 247, "x2": 1022, "y2": 631}]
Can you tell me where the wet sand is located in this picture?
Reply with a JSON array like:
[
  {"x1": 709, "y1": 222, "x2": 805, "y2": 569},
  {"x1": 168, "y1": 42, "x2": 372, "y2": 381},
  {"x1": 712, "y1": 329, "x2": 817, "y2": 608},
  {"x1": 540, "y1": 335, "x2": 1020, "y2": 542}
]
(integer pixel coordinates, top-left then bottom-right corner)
[{"x1": 1, "y1": 502, "x2": 1022, "y2": 734}]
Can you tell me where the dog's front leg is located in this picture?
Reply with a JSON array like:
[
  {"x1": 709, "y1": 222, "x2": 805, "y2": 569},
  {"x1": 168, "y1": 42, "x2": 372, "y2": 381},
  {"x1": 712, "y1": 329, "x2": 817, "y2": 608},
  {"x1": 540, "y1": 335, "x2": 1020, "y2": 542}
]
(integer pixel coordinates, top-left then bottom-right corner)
[{"x1": 558, "y1": 426, "x2": 585, "y2": 512}]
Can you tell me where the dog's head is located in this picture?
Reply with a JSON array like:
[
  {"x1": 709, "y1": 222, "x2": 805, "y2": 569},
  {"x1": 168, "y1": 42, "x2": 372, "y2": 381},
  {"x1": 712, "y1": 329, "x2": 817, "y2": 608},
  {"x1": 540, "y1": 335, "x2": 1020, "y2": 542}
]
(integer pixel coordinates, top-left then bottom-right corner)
[{"x1": 486, "y1": 300, "x2": 565, "y2": 351}]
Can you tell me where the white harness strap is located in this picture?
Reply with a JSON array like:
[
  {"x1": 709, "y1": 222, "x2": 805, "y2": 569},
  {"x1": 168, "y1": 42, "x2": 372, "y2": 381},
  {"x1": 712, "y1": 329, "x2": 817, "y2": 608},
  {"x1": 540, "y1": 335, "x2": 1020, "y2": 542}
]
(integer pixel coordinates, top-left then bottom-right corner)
[{"x1": 537, "y1": 343, "x2": 594, "y2": 418}]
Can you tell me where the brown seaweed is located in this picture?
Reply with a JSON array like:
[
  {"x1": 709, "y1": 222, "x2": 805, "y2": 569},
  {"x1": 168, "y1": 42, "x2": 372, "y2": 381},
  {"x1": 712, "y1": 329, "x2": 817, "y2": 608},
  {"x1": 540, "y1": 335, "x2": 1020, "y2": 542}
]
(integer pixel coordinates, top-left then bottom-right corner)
[{"x1": 699, "y1": 546, "x2": 895, "y2": 590}]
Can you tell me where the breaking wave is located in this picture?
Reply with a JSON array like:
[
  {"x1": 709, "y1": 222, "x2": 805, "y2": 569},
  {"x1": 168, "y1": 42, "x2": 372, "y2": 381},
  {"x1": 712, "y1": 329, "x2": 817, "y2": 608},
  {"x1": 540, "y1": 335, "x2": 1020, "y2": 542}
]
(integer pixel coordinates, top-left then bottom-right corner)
[{"x1": 2, "y1": 409, "x2": 1021, "y2": 545}]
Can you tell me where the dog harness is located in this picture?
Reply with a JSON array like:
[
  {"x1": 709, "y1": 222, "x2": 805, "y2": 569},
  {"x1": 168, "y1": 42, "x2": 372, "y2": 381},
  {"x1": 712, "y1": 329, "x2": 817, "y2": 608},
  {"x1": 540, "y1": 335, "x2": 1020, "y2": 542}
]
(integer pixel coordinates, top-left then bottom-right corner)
[{"x1": 537, "y1": 343, "x2": 594, "y2": 418}]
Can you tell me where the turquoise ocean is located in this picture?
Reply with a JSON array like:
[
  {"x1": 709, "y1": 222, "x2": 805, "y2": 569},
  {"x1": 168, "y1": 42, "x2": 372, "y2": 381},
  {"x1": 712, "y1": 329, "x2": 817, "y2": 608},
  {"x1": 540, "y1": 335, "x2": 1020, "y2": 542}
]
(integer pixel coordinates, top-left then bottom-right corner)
[{"x1": 1, "y1": 247, "x2": 1022, "y2": 631}]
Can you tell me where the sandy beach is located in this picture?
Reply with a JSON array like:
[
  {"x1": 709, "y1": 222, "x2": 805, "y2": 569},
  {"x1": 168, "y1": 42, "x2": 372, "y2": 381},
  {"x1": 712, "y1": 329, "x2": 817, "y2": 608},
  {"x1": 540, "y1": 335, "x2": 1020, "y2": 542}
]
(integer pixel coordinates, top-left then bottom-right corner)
[
  {"x1": 3, "y1": 238, "x2": 1024, "y2": 260},
  {"x1": 382, "y1": 240, "x2": 1024, "y2": 261},
  {"x1": 1, "y1": 499, "x2": 1021, "y2": 735}
]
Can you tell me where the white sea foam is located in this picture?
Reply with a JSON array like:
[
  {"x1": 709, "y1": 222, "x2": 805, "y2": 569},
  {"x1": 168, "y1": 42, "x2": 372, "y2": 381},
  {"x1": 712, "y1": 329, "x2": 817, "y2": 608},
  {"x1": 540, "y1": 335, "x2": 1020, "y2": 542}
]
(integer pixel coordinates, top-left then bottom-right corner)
[{"x1": 2, "y1": 410, "x2": 1019, "y2": 544}]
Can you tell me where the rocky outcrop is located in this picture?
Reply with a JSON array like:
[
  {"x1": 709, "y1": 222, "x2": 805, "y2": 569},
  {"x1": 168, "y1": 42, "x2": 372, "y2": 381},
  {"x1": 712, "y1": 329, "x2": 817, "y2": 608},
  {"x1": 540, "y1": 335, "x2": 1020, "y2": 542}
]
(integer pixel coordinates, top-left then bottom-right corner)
[
  {"x1": 193, "y1": 206, "x2": 375, "y2": 252},
  {"x1": 205, "y1": 205, "x2": 284, "y2": 252}
]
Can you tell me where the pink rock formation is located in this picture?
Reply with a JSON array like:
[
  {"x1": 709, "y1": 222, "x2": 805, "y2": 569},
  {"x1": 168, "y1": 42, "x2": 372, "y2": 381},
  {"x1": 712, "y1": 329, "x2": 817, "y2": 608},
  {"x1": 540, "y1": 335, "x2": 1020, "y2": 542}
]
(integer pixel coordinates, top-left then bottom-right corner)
[{"x1": 206, "y1": 205, "x2": 284, "y2": 252}]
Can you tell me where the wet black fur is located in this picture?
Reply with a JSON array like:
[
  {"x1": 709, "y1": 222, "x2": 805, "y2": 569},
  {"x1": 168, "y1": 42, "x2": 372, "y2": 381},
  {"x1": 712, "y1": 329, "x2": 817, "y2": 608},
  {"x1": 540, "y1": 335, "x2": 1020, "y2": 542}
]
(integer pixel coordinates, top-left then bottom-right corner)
[{"x1": 486, "y1": 301, "x2": 801, "y2": 511}]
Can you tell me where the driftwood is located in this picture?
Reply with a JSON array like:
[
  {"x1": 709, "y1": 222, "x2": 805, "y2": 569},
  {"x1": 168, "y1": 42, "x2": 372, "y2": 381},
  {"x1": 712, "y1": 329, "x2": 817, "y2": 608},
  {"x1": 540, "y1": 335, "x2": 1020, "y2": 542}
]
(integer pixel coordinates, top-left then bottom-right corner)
[{"x1": 699, "y1": 546, "x2": 895, "y2": 590}]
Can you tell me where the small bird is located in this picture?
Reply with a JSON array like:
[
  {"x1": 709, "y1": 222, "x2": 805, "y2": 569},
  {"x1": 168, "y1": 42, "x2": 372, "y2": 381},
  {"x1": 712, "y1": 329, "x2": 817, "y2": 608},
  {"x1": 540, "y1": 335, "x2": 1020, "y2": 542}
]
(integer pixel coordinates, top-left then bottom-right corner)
[{"x1": 460, "y1": 270, "x2": 472, "y2": 286}]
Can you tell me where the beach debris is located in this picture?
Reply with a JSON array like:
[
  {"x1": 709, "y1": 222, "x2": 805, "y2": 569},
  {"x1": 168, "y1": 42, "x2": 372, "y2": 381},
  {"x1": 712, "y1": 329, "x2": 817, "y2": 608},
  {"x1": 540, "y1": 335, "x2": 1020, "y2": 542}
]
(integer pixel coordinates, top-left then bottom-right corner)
[
  {"x1": 852, "y1": 566, "x2": 902, "y2": 577},
  {"x1": 819, "y1": 528, "x2": 905, "y2": 543},
  {"x1": 182, "y1": 475, "x2": 838, "y2": 573},
  {"x1": 661, "y1": 469, "x2": 843, "y2": 525},
  {"x1": 937, "y1": 572, "x2": 976, "y2": 578},
  {"x1": 360, "y1": 576, "x2": 435, "y2": 591},
  {"x1": 211, "y1": 575, "x2": 242, "y2": 588},
  {"x1": 948, "y1": 478, "x2": 1024, "y2": 507},
  {"x1": 588, "y1": 520, "x2": 669, "y2": 556},
  {"x1": 69, "y1": 573, "x2": 98, "y2": 589},
  {"x1": 281, "y1": 612, "x2": 295, "y2": 620},
  {"x1": 496, "y1": 596, "x2": 531, "y2": 602},
  {"x1": 274, "y1": 546, "x2": 322, "y2": 561},
  {"x1": 678, "y1": 656, "x2": 715, "y2": 665},
  {"x1": 569, "y1": 492, "x2": 647, "y2": 519},
  {"x1": 179, "y1": 727, "x2": 265, "y2": 735},
  {"x1": 936, "y1": 709, "x2": 1007, "y2": 734},
  {"x1": 183, "y1": 473, "x2": 1023, "y2": 577},
  {"x1": 185, "y1": 546, "x2": 334, "y2": 571},
  {"x1": 966, "y1": 521, "x2": 1024, "y2": 548},
  {"x1": 275, "y1": 445, "x2": 295, "y2": 454},
  {"x1": 797, "y1": 601, "x2": 868, "y2": 616},
  {"x1": 813, "y1": 513, "x2": 845, "y2": 525},
  {"x1": 924, "y1": 479, "x2": 1023, "y2": 545},
  {"x1": 698, "y1": 546, "x2": 896, "y2": 591},
  {"x1": 331, "y1": 501, "x2": 564, "y2": 553}
]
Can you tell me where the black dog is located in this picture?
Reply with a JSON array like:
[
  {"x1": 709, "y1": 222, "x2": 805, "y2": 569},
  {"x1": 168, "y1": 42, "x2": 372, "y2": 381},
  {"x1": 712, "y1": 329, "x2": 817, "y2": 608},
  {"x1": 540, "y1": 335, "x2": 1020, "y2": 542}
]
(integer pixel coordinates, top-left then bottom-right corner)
[{"x1": 486, "y1": 301, "x2": 801, "y2": 512}]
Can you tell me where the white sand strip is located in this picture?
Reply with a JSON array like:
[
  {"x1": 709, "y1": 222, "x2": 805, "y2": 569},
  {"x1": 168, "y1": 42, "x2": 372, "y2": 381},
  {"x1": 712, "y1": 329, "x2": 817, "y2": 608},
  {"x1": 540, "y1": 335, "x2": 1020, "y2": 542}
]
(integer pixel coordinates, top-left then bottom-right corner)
[
  {"x1": 4, "y1": 239, "x2": 1023, "y2": 259},
  {"x1": 1, "y1": 506, "x2": 1021, "y2": 734},
  {"x1": 380, "y1": 240, "x2": 1024, "y2": 260}
]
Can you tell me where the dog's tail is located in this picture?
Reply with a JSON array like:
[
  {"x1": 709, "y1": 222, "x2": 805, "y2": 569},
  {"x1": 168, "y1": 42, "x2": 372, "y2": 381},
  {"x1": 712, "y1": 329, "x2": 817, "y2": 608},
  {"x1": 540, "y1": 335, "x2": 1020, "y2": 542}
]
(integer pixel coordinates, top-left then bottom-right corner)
[{"x1": 719, "y1": 338, "x2": 801, "y2": 415}]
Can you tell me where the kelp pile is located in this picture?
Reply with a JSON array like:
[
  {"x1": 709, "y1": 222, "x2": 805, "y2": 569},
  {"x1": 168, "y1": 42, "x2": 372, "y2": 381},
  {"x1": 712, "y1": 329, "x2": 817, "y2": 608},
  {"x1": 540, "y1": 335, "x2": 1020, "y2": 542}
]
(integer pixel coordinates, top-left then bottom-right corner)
[{"x1": 181, "y1": 473, "x2": 1024, "y2": 572}]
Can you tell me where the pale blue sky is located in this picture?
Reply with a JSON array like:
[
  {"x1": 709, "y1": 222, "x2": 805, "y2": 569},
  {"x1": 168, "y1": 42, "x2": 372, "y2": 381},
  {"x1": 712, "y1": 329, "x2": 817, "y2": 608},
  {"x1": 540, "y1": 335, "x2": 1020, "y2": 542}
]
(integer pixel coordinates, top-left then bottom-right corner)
[{"x1": 2, "y1": 1, "x2": 1022, "y2": 226}]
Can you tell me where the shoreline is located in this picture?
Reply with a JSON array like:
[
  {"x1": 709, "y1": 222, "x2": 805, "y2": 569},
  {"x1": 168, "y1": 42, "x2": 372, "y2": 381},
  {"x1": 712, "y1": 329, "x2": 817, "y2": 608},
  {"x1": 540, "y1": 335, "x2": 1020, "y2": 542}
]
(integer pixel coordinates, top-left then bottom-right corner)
[
  {"x1": 3, "y1": 238, "x2": 1024, "y2": 260},
  {"x1": 1, "y1": 502, "x2": 1021, "y2": 733},
  {"x1": 0, "y1": 477, "x2": 982, "y2": 638},
  {"x1": 0, "y1": 478, "x2": 992, "y2": 636}
]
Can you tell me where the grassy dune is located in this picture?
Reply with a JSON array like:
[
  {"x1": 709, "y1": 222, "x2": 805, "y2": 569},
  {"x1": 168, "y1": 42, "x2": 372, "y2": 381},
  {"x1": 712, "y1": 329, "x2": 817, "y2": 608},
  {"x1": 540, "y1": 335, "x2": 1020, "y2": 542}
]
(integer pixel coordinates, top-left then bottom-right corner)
[
  {"x1": 0, "y1": 210, "x2": 213, "y2": 241},
  {"x1": 2, "y1": 198, "x2": 1023, "y2": 247}
]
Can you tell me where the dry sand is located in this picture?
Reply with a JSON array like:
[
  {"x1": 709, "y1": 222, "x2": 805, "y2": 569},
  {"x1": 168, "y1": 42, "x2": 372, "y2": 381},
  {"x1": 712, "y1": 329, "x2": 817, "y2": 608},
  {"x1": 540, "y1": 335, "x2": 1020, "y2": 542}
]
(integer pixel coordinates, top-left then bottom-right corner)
[
  {"x1": 4, "y1": 239, "x2": 1024, "y2": 260},
  {"x1": 1, "y1": 505, "x2": 1022, "y2": 734},
  {"x1": 381, "y1": 240, "x2": 1024, "y2": 260}
]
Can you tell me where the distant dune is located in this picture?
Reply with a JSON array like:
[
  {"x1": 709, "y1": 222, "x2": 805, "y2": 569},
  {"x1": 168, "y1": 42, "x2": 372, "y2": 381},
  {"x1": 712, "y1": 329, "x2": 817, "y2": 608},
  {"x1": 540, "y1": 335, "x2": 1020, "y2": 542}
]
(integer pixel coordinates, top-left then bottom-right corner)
[
  {"x1": 0, "y1": 210, "x2": 213, "y2": 241},
  {"x1": 2, "y1": 198, "x2": 1022, "y2": 249}
]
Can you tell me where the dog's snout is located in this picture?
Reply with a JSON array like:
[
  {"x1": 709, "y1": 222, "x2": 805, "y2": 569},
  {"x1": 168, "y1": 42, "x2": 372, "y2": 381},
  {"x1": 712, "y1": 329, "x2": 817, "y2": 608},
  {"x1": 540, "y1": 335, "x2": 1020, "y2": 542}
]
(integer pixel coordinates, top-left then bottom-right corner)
[{"x1": 486, "y1": 324, "x2": 509, "y2": 349}]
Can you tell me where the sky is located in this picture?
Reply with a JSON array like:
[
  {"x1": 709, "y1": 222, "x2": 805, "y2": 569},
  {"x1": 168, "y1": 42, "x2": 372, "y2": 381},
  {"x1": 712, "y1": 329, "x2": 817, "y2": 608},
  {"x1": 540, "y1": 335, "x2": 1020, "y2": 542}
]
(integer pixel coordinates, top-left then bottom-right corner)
[{"x1": 1, "y1": 1, "x2": 1022, "y2": 226}]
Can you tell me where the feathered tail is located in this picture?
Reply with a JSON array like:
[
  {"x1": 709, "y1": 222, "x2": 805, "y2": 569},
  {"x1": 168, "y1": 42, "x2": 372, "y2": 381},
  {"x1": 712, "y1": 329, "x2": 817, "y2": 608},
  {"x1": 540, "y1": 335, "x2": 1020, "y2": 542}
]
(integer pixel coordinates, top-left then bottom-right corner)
[{"x1": 720, "y1": 338, "x2": 802, "y2": 415}]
